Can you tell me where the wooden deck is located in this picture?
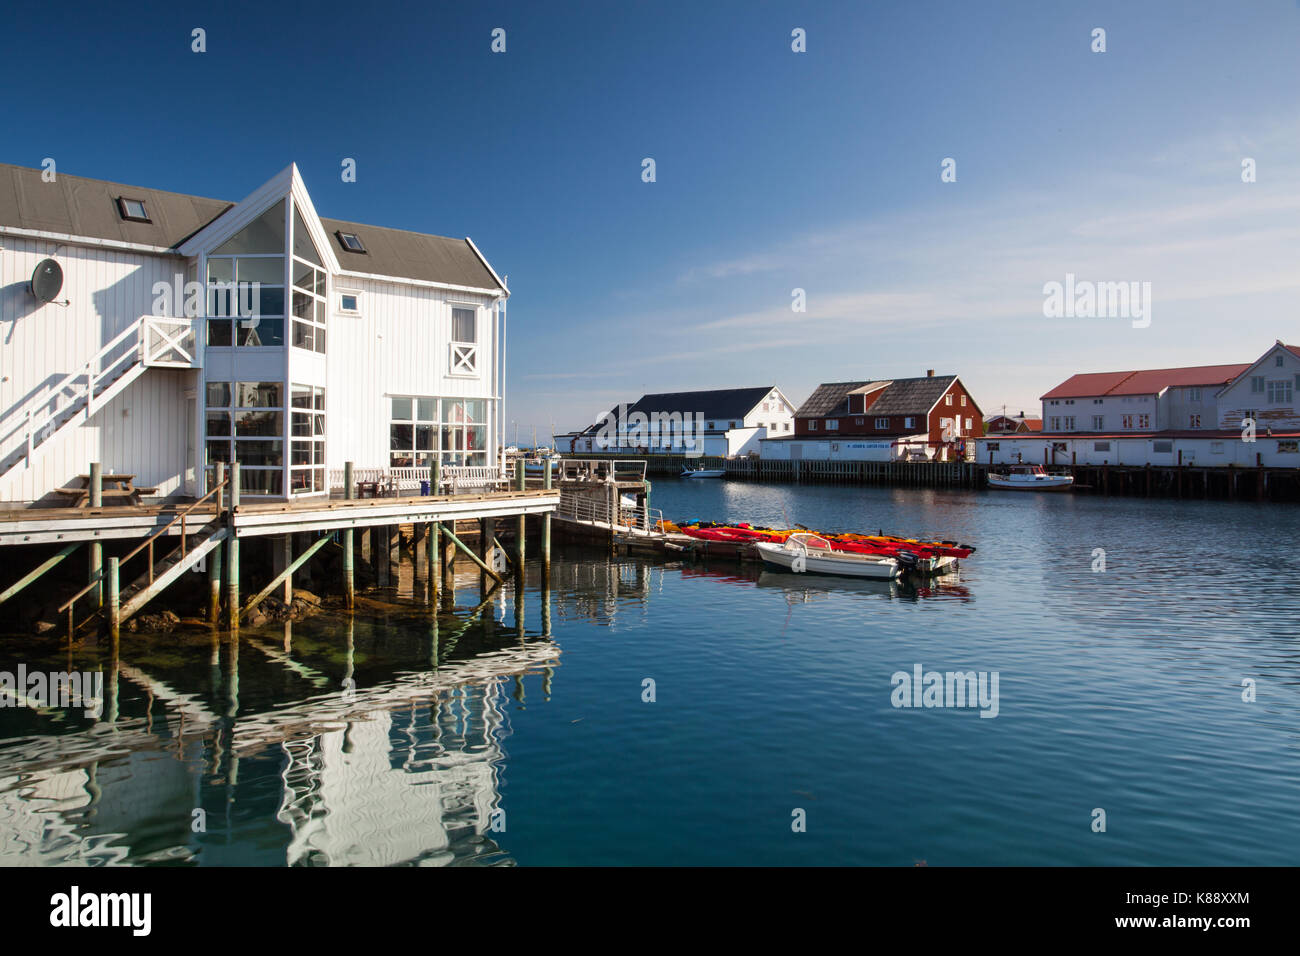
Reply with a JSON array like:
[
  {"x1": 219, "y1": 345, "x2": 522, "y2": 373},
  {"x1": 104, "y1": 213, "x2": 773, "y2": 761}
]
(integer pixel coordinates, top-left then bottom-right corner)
[{"x1": 0, "y1": 488, "x2": 559, "y2": 546}]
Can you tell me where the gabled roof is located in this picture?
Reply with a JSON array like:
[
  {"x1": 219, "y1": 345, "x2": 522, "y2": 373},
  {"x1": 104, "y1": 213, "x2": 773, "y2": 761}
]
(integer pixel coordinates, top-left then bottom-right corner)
[
  {"x1": 795, "y1": 381, "x2": 889, "y2": 417},
  {"x1": 0, "y1": 162, "x2": 505, "y2": 292},
  {"x1": 321, "y1": 217, "x2": 501, "y2": 290},
  {"x1": 868, "y1": 375, "x2": 959, "y2": 416},
  {"x1": 1042, "y1": 364, "x2": 1250, "y2": 399},
  {"x1": 625, "y1": 387, "x2": 777, "y2": 421},
  {"x1": 0, "y1": 162, "x2": 231, "y2": 249}
]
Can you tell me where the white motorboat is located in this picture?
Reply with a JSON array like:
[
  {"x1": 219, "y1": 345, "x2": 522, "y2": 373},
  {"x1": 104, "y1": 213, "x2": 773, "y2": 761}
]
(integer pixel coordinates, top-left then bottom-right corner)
[
  {"x1": 987, "y1": 464, "x2": 1073, "y2": 491},
  {"x1": 681, "y1": 466, "x2": 725, "y2": 479},
  {"x1": 755, "y1": 533, "x2": 901, "y2": 579}
]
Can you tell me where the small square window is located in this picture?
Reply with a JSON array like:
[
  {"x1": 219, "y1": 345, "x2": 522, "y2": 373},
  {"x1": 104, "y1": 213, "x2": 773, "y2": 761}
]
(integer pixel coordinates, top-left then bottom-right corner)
[
  {"x1": 117, "y1": 197, "x2": 150, "y2": 222},
  {"x1": 339, "y1": 292, "x2": 361, "y2": 314},
  {"x1": 336, "y1": 231, "x2": 367, "y2": 254}
]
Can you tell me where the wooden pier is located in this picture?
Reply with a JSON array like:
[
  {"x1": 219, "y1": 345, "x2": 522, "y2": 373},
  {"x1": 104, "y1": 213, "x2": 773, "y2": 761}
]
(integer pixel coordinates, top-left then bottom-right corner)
[
  {"x1": 0, "y1": 460, "x2": 559, "y2": 637},
  {"x1": 560, "y1": 453, "x2": 1300, "y2": 501}
]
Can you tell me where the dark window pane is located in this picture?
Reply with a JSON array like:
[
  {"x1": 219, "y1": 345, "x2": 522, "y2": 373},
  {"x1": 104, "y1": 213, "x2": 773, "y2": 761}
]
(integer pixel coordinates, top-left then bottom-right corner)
[
  {"x1": 314, "y1": 443, "x2": 324, "y2": 465},
  {"x1": 249, "y1": 286, "x2": 284, "y2": 317},
  {"x1": 390, "y1": 424, "x2": 413, "y2": 450},
  {"x1": 291, "y1": 386, "x2": 312, "y2": 409},
  {"x1": 292, "y1": 412, "x2": 312, "y2": 437},
  {"x1": 205, "y1": 439, "x2": 231, "y2": 463},
  {"x1": 314, "y1": 389, "x2": 325, "y2": 411},
  {"x1": 235, "y1": 382, "x2": 281, "y2": 407},
  {"x1": 292, "y1": 441, "x2": 313, "y2": 465},
  {"x1": 235, "y1": 410, "x2": 283, "y2": 437},
  {"x1": 235, "y1": 439, "x2": 283, "y2": 466},
  {"x1": 205, "y1": 411, "x2": 232, "y2": 436},
  {"x1": 205, "y1": 382, "x2": 231, "y2": 407},
  {"x1": 207, "y1": 319, "x2": 232, "y2": 347},
  {"x1": 415, "y1": 424, "x2": 434, "y2": 451},
  {"x1": 452, "y1": 307, "x2": 475, "y2": 343},
  {"x1": 313, "y1": 327, "x2": 325, "y2": 353},
  {"x1": 293, "y1": 321, "x2": 314, "y2": 350},
  {"x1": 240, "y1": 469, "x2": 283, "y2": 495},
  {"x1": 239, "y1": 317, "x2": 283, "y2": 347},
  {"x1": 290, "y1": 469, "x2": 312, "y2": 493}
]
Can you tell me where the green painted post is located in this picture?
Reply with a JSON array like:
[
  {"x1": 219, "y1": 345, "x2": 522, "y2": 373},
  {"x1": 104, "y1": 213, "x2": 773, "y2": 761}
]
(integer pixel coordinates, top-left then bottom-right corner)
[
  {"x1": 343, "y1": 461, "x2": 355, "y2": 610},
  {"x1": 228, "y1": 462, "x2": 240, "y2": 632},
  {"x1": 429, "y1": 520, "x2": 440, "y2": 603},
  {"x1": 107, "y1": 557, "x2": 120, "y2": 639},
  {"x1": 209, "y1": 462, "x2": 224, "y2": 623},
  {"x1": 515, "y1": 462, "x2": 526, "y2": 568},
  {"x1": 431, "y1": 458, "x2": 440, "y2": 496},
  {"x1": 541, "y1": 460, "x2": 552, "y2": 565},
  {"x1": 89, "y1": 462, "x2": 102, "y2": 608}
]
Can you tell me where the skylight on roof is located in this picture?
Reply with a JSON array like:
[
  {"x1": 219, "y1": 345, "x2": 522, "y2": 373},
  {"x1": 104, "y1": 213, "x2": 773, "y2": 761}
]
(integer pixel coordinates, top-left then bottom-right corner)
[
  {"x1": 336, "y1": 231, "x2": 366, "y2": 254},
  {"x1": 117, "y1": 197, "x2": 150, "y2": 222}
]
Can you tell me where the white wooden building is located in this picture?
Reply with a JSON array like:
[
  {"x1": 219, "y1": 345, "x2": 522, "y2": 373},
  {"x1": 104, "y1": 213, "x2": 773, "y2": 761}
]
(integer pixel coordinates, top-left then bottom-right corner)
[
  {"x1": 564, "y1": 386, "x2": 795, "y2": 457},
  {"x1": 0, "y1": 163, "x2": 507, "y2": 505},
  {"x1": 977, "y1": 341, "x2": 1300, "y2": 467}
]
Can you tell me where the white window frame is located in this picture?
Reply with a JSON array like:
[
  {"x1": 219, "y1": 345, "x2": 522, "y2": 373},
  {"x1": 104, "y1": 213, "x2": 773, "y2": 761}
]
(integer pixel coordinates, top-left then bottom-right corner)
[{"x1": 338, "y1": 289, "x2": 362, "y2": 316}]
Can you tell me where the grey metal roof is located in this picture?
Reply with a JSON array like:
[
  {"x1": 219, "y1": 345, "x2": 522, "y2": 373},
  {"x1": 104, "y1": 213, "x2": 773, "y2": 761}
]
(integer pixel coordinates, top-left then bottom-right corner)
[
  {"x1": 0, "y1": 163, "x2": 504, "y2": 291},
  {"x1": 0, "y1": 162, "x2": 232, "y2": 249},
  {"x1": 625, "y1": 387, "x2": 777, "y2": 421},
  {"x1": 794, "y1": 381, "x2": 888, "y2": 417},
  {"x1": 320, "y1": 217, "x2": 501, "y2": 290},
  {"x1": 796, "y1": 376, "x2": 956, "y2": 418},
  {"x1": 868, "y1": 375, "x2": 957, "y2": 415}
]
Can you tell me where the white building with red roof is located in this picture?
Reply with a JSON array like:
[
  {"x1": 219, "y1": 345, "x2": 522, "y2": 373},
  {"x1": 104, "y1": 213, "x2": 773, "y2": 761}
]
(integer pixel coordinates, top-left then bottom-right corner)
[{"x1": 977, "y1": 341, "x2": 1300, "y2": 468}]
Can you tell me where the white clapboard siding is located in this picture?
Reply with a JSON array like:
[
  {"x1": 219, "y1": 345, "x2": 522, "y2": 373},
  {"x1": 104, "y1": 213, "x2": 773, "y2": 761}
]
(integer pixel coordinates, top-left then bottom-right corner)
[
  {"x1": 0, "y1": 237, "x2": 193, "y2": 502},
  {"x1": 326, "y1": 274, "x2": 496, "y2": 471}
]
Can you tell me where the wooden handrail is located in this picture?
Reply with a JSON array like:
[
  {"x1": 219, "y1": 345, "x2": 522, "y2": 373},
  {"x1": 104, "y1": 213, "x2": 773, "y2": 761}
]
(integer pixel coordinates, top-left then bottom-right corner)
[{"x1": 58, "y1": 478, "x2": 229, "y2": 615}]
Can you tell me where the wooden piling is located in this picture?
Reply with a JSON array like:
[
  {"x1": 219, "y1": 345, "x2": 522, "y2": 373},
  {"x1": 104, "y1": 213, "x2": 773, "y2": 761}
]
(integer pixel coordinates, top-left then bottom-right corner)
[
  {"x1": 343, "y1": 461, "x2": 355, "y2": 610},
  {"x1": 107, "y1": 556, "x2": 120, "y2": 639},
  {"x1": 88, "y1": 462, "x2": 102, "y2": 608},
  {"x1": 227, "y1": 462, "x2": 240, "y2": 632},
  {"x1": 542, "y1": 459, "x2": 553, "y2": 565},
  {"x1": 511, "y1": 460, "x2": 526, "y2": 564},
  {"x1": 209, "y1": 462, "x2": 224, "y2": 623}
]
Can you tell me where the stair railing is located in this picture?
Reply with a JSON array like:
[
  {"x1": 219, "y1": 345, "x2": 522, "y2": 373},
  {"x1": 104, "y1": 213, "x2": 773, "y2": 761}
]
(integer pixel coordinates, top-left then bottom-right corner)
[{"x1": 58, "y1": 475, "x2": 229, "y2": 632}]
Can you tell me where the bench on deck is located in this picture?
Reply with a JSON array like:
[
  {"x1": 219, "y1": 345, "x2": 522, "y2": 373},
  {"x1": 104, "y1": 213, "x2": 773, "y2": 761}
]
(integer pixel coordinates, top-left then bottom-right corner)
[{"x1": 53, "y1": 474, "x2": 157, "y2": 507}]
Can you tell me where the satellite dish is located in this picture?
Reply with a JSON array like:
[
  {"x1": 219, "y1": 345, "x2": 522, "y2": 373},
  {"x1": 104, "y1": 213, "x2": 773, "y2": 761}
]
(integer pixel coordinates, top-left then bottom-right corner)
[{"x1": 30, "y1": 259, "x2": 64, "y2": 303}]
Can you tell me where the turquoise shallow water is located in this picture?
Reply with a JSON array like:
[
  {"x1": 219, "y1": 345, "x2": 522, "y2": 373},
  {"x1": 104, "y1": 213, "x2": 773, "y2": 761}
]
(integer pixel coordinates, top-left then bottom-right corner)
[{"x1": 2, "y1": 480, "x2": 1298, "y2": 865}]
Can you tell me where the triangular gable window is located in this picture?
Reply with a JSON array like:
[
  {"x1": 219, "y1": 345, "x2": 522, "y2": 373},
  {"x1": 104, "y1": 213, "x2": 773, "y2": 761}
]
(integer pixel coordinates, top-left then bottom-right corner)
[
  {"x1": 215, "y1": 199, "x2": 286, "y2": 255},
  {"x1": 293, "y1": 207, "x2": 323, "y2": 266}
]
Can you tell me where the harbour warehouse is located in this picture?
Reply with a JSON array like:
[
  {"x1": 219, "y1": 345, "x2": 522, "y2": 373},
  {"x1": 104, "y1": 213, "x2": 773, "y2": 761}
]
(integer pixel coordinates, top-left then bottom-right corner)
[{"x1": 978, "y1": 341, "x2": 1300, "y2": 468}]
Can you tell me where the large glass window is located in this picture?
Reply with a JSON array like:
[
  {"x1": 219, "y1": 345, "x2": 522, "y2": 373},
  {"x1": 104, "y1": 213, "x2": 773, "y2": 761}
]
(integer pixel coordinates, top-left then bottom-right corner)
[
  {"x1": 206, "y1": 200, "x2": 286, "y2": 348},
  {"x1": 290, "y1": 385, "x2": 326, "y2": 493},
  {"x1": 205, "y1": 379, "x2": 285, "y2": 495},
  {"x1": 290, "y1": 207, "x2": 327, "y2": 353},
  {"x1": 390, "y1": 396, "x2": 489, "y2": 467}
]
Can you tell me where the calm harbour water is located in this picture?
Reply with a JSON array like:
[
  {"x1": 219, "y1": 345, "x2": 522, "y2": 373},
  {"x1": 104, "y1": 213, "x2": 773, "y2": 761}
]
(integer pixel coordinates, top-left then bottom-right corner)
[{"x1": 2, "y1": 480, "x2": 1298, "y2": 866}]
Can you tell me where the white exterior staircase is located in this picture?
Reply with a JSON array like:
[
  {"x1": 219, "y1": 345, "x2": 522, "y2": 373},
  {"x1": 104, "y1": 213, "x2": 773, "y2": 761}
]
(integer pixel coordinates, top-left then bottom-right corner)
[{"x1": 0, "y1": 316, "x2": 200, "y2": 482}]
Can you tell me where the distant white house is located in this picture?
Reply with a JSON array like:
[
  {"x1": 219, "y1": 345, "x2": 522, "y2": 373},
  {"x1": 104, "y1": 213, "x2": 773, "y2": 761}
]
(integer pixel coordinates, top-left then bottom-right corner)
[
  {"x1": 0, "y1": 162, "x2": 508, "y2": 504},
  {"x1": 978, "y1": 341, "x2": 1300, "y2": 467},
  {"x1": 563, "y1": 386, "x2": 795, "y2": 457}
]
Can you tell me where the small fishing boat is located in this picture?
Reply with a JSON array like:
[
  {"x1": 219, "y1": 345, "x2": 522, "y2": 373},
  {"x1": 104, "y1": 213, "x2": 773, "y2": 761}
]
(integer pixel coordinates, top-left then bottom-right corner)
[
  {"x1": 987, "y1": 464, "x2": 1073, "y2": 491},
  {"x1": 681, "y1": 466, "x2": 725, "y2": 479},
  {"x1": 756, "y1": 533, "x2": 904, "y2": 579}
]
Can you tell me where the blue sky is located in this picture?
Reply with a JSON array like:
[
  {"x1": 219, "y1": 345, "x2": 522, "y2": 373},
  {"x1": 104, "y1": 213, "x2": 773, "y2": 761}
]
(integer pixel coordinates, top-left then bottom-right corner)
[{"x1": 4, "y1": 0, "x2": 1299, "y2": 439}]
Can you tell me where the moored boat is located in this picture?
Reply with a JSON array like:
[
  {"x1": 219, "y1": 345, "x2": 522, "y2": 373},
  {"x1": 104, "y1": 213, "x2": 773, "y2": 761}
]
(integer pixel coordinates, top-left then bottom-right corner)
[
  {"x1": 987, "y1": 464, "x2": 1073, "y2": 491},
  {"x1": 681, "y1": 467, "x2": 726, "y2": 478},
  {"x1": 756, "y1": 533, "x2": 903, "y2": 579}
]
